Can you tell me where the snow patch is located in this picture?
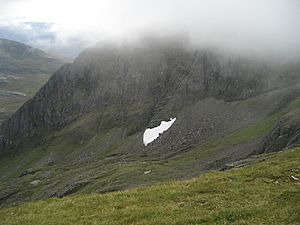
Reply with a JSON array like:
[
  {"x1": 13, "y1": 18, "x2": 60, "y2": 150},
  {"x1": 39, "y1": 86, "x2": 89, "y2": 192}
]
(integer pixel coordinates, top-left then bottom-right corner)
[{"x1": 143, "y1": 118, "x2": 176, "y2": 146}]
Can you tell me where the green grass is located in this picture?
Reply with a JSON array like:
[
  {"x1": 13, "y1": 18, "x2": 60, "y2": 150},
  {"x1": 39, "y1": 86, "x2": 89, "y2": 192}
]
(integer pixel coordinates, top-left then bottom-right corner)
[{"x1": 0, "y1": 147, "x2": 299, "y2": 225}]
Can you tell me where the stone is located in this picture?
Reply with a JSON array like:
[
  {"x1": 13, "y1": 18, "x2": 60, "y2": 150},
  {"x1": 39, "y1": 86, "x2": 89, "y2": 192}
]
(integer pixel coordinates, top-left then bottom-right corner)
[{"x1": 30, "y1": 180, "x2": 41, "y2": 186}]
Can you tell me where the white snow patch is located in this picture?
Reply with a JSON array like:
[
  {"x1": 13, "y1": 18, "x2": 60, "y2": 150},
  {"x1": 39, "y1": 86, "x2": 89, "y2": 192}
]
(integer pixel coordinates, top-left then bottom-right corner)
[{"x1": 143, "y1": 118, "x2": 176, "y2": 146}]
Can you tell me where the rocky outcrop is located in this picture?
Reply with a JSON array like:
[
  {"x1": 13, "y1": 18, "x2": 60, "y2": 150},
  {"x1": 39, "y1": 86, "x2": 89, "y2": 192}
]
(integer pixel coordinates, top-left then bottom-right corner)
[{"x1": 260, "y1": 108, "x2": 300, "y2": 152}]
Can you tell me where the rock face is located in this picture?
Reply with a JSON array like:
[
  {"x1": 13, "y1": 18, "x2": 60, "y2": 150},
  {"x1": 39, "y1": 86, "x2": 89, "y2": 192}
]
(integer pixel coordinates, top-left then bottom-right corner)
[
  {"x1": 260, "y1": 108, "x2": 300, "y2": 152},
  {"x1": 0, "y1": 38, "x2": 300, "y2": 207}
]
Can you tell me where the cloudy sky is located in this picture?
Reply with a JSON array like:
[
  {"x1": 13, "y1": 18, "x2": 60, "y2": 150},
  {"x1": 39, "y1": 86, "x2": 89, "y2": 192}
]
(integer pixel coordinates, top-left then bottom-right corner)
[{"x1": 0, "y1": 0, "x2": 299, "y2": 60}]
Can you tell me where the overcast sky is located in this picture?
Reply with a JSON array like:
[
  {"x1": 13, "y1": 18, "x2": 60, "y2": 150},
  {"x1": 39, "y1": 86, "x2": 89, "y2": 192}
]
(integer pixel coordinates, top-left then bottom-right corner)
[{"x1": 0, "y1": 0, "x2": 299, "y2": 59}]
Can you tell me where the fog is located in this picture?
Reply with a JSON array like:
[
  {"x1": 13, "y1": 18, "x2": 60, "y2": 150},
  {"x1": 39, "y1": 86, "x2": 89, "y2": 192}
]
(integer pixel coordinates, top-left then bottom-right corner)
[{"x1": 0, "y1": 0, "x2": 299, "y2": 59}]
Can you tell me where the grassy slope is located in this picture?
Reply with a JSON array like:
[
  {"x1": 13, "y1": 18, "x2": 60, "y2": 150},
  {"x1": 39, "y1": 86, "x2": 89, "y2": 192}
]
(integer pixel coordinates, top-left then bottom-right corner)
[{"x1": 0, "y1": 147, "x2": 299, "y2": 225}]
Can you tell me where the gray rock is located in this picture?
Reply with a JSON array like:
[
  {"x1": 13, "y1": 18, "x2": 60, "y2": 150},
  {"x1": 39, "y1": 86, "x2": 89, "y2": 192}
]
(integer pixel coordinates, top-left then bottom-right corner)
[{"x1": 30, "y1": 180, "x2": 41, "y2": 186}]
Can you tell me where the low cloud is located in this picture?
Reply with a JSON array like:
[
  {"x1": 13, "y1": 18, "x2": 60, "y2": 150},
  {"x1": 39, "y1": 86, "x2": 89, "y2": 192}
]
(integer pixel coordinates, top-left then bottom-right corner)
[{"x1": 0, "y1": 0, "x2": 300, "y2": 61}]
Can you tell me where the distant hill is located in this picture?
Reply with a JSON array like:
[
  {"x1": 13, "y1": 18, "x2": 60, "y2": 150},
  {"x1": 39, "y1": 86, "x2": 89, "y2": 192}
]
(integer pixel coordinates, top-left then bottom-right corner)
[
  {"x1": 0, "y1": 38, "x2": 64, "y2": 75},
  {"x1": 0, "y1": 38, "x2": 65, "y2": 121}
]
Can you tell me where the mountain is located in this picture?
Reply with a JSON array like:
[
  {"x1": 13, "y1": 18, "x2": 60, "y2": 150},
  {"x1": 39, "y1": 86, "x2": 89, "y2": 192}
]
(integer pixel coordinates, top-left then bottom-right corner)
[
  {"x1": 0, "y1": 147, "x2": 299, "y2": 224},
  {"x1": 0, "y1": 38, "x2": 299, "y2": 207},
  {"x1": 0, "y1": 38, "x2": 65, "y2": 122}
]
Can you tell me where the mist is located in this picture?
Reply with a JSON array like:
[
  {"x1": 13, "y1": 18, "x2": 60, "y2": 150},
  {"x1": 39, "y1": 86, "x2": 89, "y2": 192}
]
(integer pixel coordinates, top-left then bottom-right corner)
[
  {"x1": 102, "y1": 0, "x2": 300, "y2": 61},
  {"x1": 0, "y1": 0, "x2": 300, "y2": 60}
]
